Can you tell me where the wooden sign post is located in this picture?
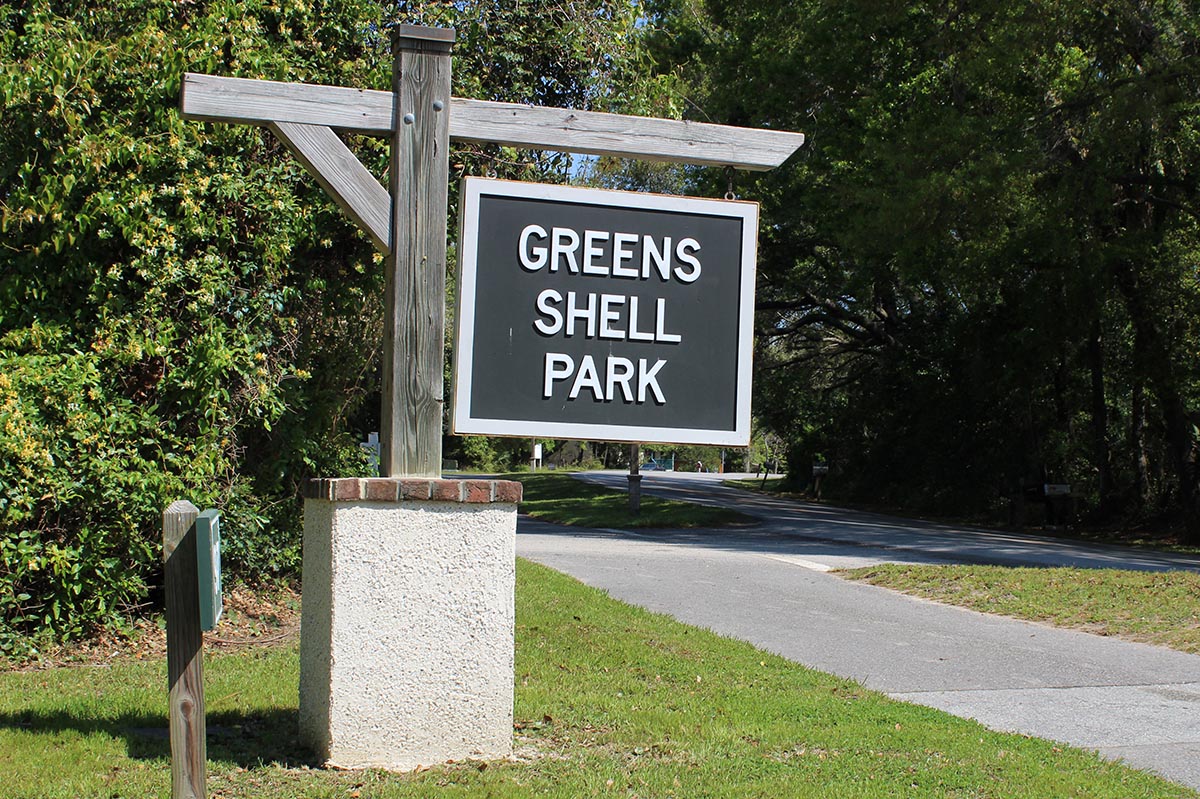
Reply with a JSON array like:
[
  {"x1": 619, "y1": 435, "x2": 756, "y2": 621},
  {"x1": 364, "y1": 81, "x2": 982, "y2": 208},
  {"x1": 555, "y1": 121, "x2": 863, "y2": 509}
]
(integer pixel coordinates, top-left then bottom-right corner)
[
  {"x1": 163, "y1": 500, "x2": 206, "y2": 799},
  {"x1": 163, "y1": 503, "x2": 225, "y2": 799},
  {"x1": 384, "y1": 29, "x2": 453, "y2": 477},
  {"x1": 180, "y1": 24, "x2": 804, "y2": 478}
]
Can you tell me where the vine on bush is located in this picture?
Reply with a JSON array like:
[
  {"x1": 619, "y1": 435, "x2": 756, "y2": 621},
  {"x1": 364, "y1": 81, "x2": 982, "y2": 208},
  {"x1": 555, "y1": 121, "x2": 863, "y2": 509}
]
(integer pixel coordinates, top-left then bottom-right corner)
[{"x1": 0, "y1": 0, "x2": 670, "y2": 657}]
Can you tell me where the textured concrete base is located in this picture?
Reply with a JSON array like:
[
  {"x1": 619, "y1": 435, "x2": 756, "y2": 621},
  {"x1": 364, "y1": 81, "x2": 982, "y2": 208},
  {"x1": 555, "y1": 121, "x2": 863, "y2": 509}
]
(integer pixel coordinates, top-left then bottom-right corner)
[{"x1": 299, "y1": 479, "x2": 519, "y2": 771}]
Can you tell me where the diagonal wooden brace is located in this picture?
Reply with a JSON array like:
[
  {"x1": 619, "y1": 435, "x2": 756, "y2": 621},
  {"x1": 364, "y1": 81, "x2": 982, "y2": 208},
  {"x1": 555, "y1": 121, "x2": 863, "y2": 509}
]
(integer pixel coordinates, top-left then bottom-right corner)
[{"x1": 268, "y1": 122, "x2": 391, "y2": 254}]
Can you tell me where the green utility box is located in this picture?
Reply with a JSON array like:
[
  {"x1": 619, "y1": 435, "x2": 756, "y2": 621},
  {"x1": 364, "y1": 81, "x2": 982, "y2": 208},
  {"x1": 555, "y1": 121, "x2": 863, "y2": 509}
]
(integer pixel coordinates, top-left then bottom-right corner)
[{"x1": 196, "y1": 509, "x2": 222, "y2": 631}]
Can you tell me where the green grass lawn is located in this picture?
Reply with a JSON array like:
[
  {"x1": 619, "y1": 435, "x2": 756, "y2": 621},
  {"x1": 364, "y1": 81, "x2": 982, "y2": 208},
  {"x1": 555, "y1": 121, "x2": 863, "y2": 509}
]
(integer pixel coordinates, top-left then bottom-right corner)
[
  {"x1": 2, "y1": 560, "x2": 1195, "y2": 798},
  {"x1": 511, "y1": 471, "x2": 752, "y2": 529},
  {"x1": 722, "y1": 477, "x2": 800, "y2": 496},
  {"x1": 842, "y1": 564, "x2": 1200, "y2": 654}
]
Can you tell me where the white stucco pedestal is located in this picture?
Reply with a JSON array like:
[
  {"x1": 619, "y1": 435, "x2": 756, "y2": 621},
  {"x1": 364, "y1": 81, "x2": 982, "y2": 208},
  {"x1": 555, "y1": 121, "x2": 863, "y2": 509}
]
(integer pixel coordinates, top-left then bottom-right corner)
[{"x1": 298, "y1": 477, "x2": 521, "y2": 771}]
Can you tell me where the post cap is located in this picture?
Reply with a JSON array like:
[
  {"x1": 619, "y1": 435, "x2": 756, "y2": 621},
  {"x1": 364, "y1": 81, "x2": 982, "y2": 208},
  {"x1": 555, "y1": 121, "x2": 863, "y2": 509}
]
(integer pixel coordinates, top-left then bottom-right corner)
[{"x1": 391, "y1": 24, "x2": 456, "y2": 50}]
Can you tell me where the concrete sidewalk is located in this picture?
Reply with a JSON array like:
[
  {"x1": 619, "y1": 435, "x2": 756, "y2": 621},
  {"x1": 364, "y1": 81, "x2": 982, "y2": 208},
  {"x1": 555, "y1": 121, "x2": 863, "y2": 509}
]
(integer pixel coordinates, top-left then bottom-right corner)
[{"x1": 517, "y1": 478, "x2": 1200, "y2": 790}]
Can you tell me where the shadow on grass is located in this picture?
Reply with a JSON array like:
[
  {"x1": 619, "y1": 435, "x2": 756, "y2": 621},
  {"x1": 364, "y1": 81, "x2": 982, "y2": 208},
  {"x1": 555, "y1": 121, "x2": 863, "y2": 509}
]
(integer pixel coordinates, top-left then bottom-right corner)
[{"x1": 0, "y1": 706, "x2": 315, "y2": 768}]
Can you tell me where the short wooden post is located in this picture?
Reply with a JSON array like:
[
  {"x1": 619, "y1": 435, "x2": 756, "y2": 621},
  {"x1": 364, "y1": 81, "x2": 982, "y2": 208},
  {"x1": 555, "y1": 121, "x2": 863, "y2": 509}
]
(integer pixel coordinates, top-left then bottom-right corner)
[
  {"x1": 163, "y1": 500, "x2": 206, "y2": 799},
  {"x1": 628, "y1": 443, "x2": 642, "y2": 515},
  {"x1": 381, "y1": 25, "x2": 455, "y2": 477}
]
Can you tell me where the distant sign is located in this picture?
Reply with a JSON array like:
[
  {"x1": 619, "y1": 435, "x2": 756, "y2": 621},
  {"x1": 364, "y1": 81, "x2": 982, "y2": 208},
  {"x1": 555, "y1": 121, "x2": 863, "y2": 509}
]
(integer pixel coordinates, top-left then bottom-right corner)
[
  {"x1": 452, "y1": 179, "x2": 758, "y2": 446},
  {"x1": 196, "y1": 509, "x2": 222, "y2": 631}
]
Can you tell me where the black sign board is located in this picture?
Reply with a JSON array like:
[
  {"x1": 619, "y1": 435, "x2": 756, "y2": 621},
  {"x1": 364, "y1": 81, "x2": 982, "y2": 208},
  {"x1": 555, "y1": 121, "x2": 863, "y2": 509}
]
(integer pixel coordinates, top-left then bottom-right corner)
[{"x1": 452, "y1": 178, "x2": 758, "y2": 446}]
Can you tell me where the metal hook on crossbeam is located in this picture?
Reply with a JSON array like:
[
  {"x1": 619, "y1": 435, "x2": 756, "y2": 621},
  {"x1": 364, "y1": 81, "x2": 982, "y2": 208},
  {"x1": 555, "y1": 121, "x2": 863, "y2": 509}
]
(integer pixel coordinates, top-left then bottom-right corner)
[{"x1": 724, "y1": 165, "x2": 737, "y2": 201}]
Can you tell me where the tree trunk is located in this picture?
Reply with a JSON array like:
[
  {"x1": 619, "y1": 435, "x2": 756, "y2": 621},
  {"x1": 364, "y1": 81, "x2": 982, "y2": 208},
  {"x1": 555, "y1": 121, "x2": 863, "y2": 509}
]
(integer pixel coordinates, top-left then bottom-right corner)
[
  {"x1": 1086, "y1": 320, "x2": 1115, "y2": 516},
  {"x1": 1132, "y1": 380, "x2": 1151, "y2": 508},
  {"x1": 1115, "y1": 259, "x2": 1200, "y2": 542}
]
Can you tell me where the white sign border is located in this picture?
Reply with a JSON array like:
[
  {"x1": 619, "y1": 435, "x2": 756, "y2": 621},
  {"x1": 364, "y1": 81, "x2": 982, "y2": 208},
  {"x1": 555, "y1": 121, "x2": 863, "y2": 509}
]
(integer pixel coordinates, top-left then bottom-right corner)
[{"x1": 452, "y1": 177, "x2": 758, "y2": 447}]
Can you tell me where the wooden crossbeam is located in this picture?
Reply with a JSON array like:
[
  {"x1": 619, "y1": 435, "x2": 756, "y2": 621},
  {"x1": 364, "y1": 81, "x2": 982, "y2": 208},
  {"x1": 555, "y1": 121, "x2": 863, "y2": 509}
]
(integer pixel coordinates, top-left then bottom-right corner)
[
  {"x1": 183, "y1": 74, "x2": 394, "y2": 134},
  {"x1": 450, "y1": 98, "x2": 804, "y2": 172},
  {"x1": 181, "y1": 73, "x2": 805, "y2": 171}
]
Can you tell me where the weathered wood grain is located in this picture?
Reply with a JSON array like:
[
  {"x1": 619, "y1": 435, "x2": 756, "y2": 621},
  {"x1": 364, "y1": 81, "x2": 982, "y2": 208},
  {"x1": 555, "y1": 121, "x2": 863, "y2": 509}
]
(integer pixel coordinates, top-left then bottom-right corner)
[
  {"x1": 269, "y1": 122, "x2": 391, "y2": 254},
  {"x1": 449, "y1": 98, "x2": 805, "y2": 171},
  {"x1": 182, "y1": 73, "x2": 394, "y2": 135},
  {"x1": 182, "y1": 73, "x2": 805, "y2": 170},
  {"x1": 163, "y1": 500, "x2": 206, "y2": 799},
  {"x1": 380, "y1": 29, "x2": 452, "y2": 477}
]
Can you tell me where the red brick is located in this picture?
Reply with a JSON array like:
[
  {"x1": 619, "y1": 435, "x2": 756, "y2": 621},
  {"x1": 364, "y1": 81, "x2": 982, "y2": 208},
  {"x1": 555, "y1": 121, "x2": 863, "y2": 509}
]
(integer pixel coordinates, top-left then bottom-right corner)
[
  {"x1": 431, "y1": 479, "x2": 463, "y2": 502},
  {"x1": 464, "y1": 480, "x2": 493, "y2": 503},
  {"x1": 302, "y1": 479, "x2": 329, "y2": 500},
  {"x1": 493, "y1": 481, "x2": 523, "y2": 504},
  {"x1": 400, "y1": 479, "x2": 431, "y2": 500},
  {"x1": 333, "y1": 479, "x2": 362, "y2": 501},
  {"x1": 364, "y1": 478, "x2": 399, "y2": 502}
]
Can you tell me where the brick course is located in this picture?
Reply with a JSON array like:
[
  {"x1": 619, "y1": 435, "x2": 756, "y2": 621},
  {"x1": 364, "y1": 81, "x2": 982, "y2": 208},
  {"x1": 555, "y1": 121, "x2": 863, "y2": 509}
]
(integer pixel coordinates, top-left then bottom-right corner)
[{"x1": 304, "y1": 478, "x2": 522, "y2": 504}]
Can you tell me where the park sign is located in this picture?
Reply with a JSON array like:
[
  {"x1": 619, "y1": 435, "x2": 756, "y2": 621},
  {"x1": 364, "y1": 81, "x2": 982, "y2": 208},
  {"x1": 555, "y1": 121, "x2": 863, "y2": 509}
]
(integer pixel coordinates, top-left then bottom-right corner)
[
  {"x1": 179, "y1": 24, "x2": 803, "y2": 474},
  {"x1": 453, "y1": 178, "x2": 758, "y2": 447}
]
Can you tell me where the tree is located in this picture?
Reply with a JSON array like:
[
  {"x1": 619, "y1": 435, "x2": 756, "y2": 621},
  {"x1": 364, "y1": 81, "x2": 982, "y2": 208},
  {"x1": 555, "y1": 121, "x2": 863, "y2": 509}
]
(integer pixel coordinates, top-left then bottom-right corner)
[{"x1": 643, "y1": 0, "x2": 1200, "y2": 537}]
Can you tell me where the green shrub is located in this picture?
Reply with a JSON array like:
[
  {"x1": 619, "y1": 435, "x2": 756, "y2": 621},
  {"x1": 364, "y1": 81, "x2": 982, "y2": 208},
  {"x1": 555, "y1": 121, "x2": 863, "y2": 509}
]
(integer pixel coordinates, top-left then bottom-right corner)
[
  {"x1": 0, "y1": 0, "x2": 668, "y2": 656},
  {"x1": 0, "y1": 329, "x2": 176, "y2": 654},
  {"x1": 0, "y1": 0, "x2": 386, "y2": 656}
]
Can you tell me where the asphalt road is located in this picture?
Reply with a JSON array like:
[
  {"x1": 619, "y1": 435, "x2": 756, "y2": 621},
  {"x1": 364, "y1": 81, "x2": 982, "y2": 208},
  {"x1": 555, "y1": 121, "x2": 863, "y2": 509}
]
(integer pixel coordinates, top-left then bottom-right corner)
[{"x1": 516, "y1": 470, "x2": 1200, "y2": 790}]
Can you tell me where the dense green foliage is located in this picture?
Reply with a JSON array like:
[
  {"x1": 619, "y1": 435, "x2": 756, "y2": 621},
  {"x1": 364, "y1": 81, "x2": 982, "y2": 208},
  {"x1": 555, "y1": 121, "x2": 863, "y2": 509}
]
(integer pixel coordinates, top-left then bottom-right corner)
[
  {"x1": 1, "y1": 0, "x2": 379, "y2": 655},
  {"x1": 0, "y1": 0, "x2": 664, "y2": 654},
  {"x1": 646, "y1": 0, "x2": 1200, "y2": 537}
]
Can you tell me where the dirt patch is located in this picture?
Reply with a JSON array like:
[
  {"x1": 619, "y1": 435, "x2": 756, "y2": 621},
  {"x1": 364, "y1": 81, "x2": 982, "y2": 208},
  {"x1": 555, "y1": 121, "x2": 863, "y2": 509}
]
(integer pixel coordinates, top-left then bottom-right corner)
[{"x1": 11, "y1": 584, "x2": 301, "y2": 671}]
